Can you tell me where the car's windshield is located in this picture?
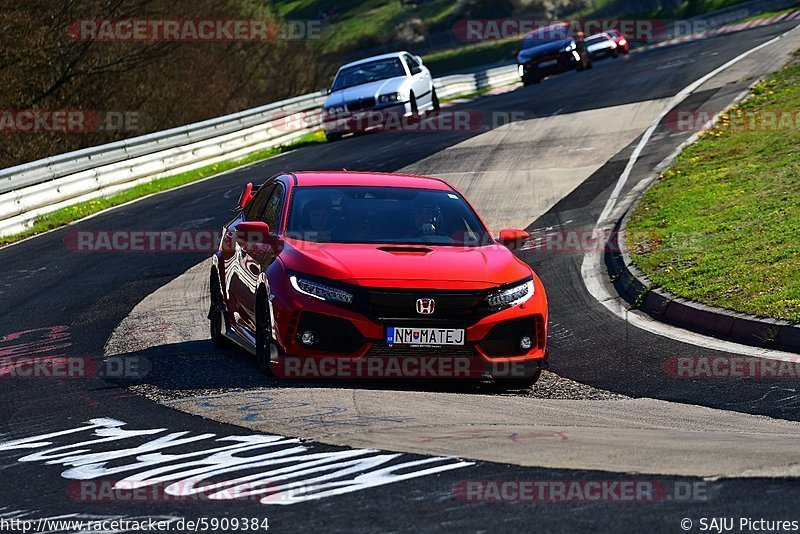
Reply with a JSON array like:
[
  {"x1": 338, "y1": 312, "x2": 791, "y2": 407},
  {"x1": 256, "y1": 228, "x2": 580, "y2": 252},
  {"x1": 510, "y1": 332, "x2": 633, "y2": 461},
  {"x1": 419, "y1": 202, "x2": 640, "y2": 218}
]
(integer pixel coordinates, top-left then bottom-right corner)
[
  {"x1": 331, "y1": 58, "x2": 407, "y2": 92},
  {"x1": 521, "y1": 25, "x2": 570, "y2": 49},
  {"x1": 586, "y1": 35, "x2": 608, "y2": 44},
  {"x1": 285, "y1": 186, "x2": 493, "y2": 246}
]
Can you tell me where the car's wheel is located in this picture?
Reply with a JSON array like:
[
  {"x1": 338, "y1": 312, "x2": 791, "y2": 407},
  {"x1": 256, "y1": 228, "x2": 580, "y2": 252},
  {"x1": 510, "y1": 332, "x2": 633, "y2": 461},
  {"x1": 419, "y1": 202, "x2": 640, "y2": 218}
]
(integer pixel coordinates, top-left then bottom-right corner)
[
  {"x1": 209, "y1": 273, "x2": 229, "y2": 348},
  {"x1": 325, "y1": 131, "x2": 342, "y2": 142},
  {"x1": 431, "y1": 88, "x2": 440, "y2": 111},
  {"x1": 522, "y1": 75, "x2": 540, "y2": 85},
  {"x1": 612, "y1": 48, "x2": 619, "y2": 58},
  {"x1": 410, "y1": 92, "x2": 419, "y2": 118},
  {"x1": 255, "y1": 290, "x2": 274, "y2": 375},
  {"x1": 494, "y1": 369, "x2": 541, "y2": 391}
]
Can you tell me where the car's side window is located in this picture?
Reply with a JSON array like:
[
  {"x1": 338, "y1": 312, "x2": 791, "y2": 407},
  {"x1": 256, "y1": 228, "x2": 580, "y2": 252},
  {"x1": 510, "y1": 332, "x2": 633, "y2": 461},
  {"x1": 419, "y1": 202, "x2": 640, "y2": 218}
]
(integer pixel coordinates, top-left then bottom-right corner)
[
  {"x1": 260, "y1": 183, "x2": 285, "y2": 230},
  {"x1": 245, "y1": 184, "x2": 275, "y2": 222},
  {"x1": 404, "y1": 54, "x2": 422, "y2": 75}
]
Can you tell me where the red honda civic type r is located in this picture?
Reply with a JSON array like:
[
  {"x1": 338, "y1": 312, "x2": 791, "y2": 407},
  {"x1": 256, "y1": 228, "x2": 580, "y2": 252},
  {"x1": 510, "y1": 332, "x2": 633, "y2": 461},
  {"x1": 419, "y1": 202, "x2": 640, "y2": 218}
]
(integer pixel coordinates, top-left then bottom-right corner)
[{"x1": 209, "y1": 171, "x2": 548, "y2": 387}]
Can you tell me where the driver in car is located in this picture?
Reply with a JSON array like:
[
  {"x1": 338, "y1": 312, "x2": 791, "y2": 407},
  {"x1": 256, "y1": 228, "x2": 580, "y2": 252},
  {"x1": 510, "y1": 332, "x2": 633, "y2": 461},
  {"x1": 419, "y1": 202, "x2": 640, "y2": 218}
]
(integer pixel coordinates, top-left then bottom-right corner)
[{"x1": 410, "y1": 202, "x2": 438, "y2": 236}]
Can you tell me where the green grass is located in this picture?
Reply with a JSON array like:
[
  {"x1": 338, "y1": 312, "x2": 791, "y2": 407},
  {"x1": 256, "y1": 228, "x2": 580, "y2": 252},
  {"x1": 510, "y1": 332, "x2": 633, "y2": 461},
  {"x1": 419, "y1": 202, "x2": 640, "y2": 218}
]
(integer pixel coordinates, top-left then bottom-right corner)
[
  {"x1": 424, "y1": 39, "x2": 518, "y2": 76},
  {"x1": 741, "y1": 6, "x2": 799, "y2": 22},
  {"x1": 626, "y1": 64, "x2": 800, "y2": 323},
  {"x1": 276, "y1": 0, "x2": 459, "y2": 52},
  {"x1": 0, "y1": 130, "x2": 326, "y2": 247},
  {"x1": 577, "y1": 0, "x2": 763, "y2": 19}
]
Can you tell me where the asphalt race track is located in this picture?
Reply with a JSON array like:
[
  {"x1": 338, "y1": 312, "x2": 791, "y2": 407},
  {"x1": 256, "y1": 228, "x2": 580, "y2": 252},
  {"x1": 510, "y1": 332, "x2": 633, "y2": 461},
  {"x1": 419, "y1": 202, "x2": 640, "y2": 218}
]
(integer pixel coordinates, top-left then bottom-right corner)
[{"x1": 1, "y1": 21, "x2": 800, "y2": 533}]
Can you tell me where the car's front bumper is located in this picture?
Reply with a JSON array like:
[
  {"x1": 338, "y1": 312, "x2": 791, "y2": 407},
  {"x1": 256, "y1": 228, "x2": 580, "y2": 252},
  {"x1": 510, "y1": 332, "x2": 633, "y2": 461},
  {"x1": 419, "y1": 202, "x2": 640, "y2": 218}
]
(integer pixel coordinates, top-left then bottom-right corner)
[
  {"x1": 267, "y1": 273, "x2": 549, "y2": 380},
  {"x1": 322, "y1": 102, "x2": 411, "y2": 134},
  {"x1": 518, "y1": 51, "x2": 581, "y2": 80}
]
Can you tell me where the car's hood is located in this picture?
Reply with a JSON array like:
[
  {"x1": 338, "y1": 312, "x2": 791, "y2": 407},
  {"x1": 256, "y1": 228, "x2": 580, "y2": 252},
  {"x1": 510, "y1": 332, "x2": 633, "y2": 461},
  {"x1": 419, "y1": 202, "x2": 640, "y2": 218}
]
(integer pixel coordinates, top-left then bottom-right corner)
[
  {"x1": 280, "y1": 240, "x2": 532, "y2": 289},
  {"x1": 518, "y1": 39, "x2": 571, "y2": 63},
  {"x1": 324, "y1": 77, "x2": 408, "y2": 107}
]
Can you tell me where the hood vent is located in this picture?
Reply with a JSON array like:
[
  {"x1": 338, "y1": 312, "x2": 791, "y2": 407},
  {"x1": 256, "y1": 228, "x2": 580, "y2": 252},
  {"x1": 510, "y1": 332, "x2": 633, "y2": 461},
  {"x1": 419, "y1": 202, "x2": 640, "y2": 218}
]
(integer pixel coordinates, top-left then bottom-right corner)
[{"x1": 377, "y1": 246, "x2": 433, "y2": 256}]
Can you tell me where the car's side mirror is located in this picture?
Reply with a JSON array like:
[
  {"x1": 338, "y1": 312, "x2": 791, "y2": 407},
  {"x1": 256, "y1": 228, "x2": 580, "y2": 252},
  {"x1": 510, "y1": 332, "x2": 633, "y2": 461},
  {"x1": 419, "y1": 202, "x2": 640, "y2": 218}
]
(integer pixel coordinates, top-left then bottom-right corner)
[
  {"x1": 235, "y1": 182, "x2": 257, "y2": 211},
  {"x1": 415, "y1": 55, "x2": 423, "y2": 65},
  {"x1": 236, "y1": 221, "x2": 271, "y2": 240},
  {"x1": 236, "y1": 221, "x2": 284, "y2": 255},
  {"x1": 320, "y1": 87, "x2": 331, "y2": 95},
  {"x1": 498, "y1": 228, "x2": 529, "y2": 250}
]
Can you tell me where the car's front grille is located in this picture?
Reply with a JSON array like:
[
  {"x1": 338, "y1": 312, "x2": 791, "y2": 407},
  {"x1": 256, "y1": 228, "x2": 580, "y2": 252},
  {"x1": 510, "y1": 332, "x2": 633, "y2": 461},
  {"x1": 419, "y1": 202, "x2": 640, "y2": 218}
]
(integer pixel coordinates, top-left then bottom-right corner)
[
  {"x1": 346, "y1": 98, "x2": 376, "y2": 112},
  {"x1": 351, "y1": 288, "x2": 490, "y2": 325},
  {"x1": 366, "y1": 343, "x2": 475, "y2": 359}
]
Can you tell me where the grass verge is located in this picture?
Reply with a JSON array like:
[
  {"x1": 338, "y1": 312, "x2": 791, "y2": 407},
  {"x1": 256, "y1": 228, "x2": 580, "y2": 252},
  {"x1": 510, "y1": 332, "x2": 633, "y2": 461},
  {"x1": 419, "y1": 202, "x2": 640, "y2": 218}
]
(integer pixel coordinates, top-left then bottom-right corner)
[
  {"x1": 0, "y1": 130, "x2": 325, "y2": 247},
  {"x1": 626, "y1": 63, "x2": 800, "y2": 323},
  {"x1": 741, "y1": 7, "x2": 799, "y2": 22},
  {"x1": 424, "y1": 39, "x2": 518, "y2": 76}
]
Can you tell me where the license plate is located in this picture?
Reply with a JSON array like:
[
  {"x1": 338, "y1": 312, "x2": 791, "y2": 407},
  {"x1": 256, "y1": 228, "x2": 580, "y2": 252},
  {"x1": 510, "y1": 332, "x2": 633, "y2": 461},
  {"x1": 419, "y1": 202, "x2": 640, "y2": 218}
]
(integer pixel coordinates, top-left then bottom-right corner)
[
  {"x1": 386, "y1": 327, "x2": 465, "y2": 346},
  {"x1": 538, "y1": 59, "x2": 558, "y2": 68}
]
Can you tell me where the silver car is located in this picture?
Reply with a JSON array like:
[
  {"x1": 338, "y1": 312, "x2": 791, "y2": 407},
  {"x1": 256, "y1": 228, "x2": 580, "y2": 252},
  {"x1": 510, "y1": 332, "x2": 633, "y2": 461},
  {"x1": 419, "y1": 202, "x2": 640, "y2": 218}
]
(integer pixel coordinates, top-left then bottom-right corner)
[
  {"x1": 322, "y1": 51, "x2": 439, "y2": 141},
  {"x1": 585, "y1": 33, "x2": 619, "y2": 60}
]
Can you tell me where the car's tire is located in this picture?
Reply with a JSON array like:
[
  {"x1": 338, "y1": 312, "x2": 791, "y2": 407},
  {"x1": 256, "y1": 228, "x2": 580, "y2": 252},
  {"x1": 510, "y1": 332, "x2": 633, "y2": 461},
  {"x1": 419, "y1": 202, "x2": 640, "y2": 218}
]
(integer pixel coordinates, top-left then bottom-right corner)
[
  {"x1": 612, "y1": 48, "x2": 619, "y2": 58},
  {"x1": 209, "y1": 273, "x2": 229, "y2": 349},
  {"x1": 325, "y1": 132, "x2": 342, "y2": 142},
  {"x1": 431, "y1": 88, "x2": 440, "y2": 111},
  {"x1": 522, "y1": 75, "x2": 540, "y2": 85},
  {"x1": 255, "y1": 290, "x2": 274, "y2": 375},
  {"x1": 494, "y1": 369, "x2": 541, "y2": 391},
  {"x1": 410, "y1": 92, "x2": 419, "y2": 118}
]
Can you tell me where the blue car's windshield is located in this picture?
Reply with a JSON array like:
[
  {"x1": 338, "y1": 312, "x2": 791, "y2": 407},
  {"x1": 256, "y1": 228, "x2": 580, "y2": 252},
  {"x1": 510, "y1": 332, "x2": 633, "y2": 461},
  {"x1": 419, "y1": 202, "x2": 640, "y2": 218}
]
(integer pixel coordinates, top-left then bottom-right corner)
[
  {"x1": 285, "y1": 186, "x2": 493, "y2": 246},
  {"x1": 331, "y1": 58, "x2": 407, "y2": 92},
  {"x1": 521, "y1": 25, "x2": 571, "y2": 49}
]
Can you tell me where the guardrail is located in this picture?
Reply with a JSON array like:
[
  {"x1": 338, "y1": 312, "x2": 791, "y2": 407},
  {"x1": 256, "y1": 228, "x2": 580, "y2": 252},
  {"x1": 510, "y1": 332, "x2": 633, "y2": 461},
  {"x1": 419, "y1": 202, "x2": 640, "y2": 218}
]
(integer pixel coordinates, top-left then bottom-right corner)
[{"x1": 0, "y1": 64, "x2": 518, "y2": 238}]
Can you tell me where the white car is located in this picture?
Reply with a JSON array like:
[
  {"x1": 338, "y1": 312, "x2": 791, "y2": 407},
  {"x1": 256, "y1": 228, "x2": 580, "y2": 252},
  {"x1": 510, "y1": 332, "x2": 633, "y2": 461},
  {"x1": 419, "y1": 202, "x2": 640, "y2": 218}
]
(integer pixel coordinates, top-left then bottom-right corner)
[
  {"x1": 322, "y1": 51, "x2": 439, "y2": 141},
  {"x1": 585, "y1": 33, "x2": 619, "y2": 60}
]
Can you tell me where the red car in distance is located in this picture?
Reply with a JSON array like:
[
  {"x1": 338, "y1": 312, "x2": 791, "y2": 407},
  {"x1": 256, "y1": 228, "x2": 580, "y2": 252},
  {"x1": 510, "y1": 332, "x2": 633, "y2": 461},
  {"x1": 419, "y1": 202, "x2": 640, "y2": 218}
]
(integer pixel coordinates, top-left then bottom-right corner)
[
  {"x1": 209, "y1": 171, "x2": 548, "y2": 387},
  {"x1": 606, "y1": 29, "x2": 630, "y2": 54}
]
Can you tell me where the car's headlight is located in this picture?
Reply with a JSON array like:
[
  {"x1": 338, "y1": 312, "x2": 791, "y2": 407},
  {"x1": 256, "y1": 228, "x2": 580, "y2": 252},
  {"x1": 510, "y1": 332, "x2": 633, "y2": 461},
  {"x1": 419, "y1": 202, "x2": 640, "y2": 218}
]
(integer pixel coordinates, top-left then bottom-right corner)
[
  {"x1": 486, "y1": 279, "x2": 534, "y2": 310},
  {"x1": 378, "y1": 93, "x2": 401, "y2": 104},
  {"x1": 561, "y1": 41, "x2": 576, "y2": 52},
  {"x1": 290, "y1": 275, "x2": 354, "y2": 303}
]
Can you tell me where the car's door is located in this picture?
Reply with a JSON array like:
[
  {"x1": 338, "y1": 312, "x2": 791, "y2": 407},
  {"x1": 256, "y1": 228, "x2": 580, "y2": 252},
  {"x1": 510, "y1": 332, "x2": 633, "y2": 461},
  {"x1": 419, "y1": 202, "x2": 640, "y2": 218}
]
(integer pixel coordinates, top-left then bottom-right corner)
[
  {"x1": 404, "y1": 54, "x2": 432, "y2": 108},
  {"x1": 237, "y1": 181, "x2": 286, "y2": 332},
  {"x1": 225, "y1": 183, "x2": 274, "y2": 325}
]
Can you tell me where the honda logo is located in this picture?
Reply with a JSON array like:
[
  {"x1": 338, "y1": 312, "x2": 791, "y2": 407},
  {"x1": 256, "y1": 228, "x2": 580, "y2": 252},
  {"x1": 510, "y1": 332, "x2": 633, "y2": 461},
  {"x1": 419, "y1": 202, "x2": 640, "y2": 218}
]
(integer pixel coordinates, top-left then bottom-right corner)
[{"x1": 416, "y1": 298, "x2": 435, "y2": 315}]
